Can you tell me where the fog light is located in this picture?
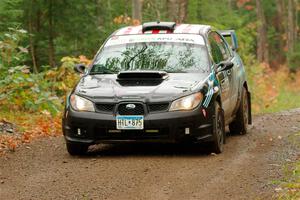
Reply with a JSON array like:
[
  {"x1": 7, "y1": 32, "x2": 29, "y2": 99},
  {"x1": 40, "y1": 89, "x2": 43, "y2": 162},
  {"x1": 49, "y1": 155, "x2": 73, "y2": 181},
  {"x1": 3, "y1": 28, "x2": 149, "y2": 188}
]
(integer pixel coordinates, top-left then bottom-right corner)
[
  {"x1": 185, "y1": 128, "x2": 190, "y2": 135},
  {"x1": 77, "y1": 128, "x2": 81, "y2": 135}
]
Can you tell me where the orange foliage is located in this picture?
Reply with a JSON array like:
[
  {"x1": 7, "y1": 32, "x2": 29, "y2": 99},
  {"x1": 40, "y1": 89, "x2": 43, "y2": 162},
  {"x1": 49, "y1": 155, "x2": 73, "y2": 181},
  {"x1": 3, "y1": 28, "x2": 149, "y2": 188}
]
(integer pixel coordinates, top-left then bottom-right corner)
[
  {"x1": 236, "y1": 0, "x2": 254, "y2": 11},
  {"x1": 0, "y1": 113, "x2": 61, "y2": 155},
  {"x1": 113, "y1": 15, "x2": 140, "y2": 26},
  {"x1": 244, "y1": 5, "x2": 254, "y2": 11},
  {"x1": 288, "y1": 71, "x2": 300, "y2": 92},
  {"x1": 251, "y1": 64, "x2": 278, "y2": 112},
  {"x1": 250, "y1": 63, "x2": 297, "y2": 113},
  {"x1": 79, "y1": 55, "x2": 92, "y2": 66},
  {"x1": 237, "y1": 0, "x2": 252, "y2": 8}
]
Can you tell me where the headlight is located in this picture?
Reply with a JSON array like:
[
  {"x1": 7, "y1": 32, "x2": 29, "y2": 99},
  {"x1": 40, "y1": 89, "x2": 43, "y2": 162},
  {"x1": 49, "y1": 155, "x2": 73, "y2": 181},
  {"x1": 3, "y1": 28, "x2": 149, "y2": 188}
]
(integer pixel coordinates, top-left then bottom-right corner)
[
  {"x1": 169, "y1": 93, "x2": 203, "y2": 111},
  {"x1": 70, "y1": 94, "x2": 95, "y2": 112}
]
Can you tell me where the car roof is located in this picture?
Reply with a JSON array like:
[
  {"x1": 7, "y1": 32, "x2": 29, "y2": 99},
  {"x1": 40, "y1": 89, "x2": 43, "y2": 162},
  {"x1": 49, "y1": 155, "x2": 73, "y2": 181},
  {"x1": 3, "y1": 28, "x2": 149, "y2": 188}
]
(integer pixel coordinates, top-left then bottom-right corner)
[{"x1": 113, "y1": 23, "x2": 212, "y2": 36}]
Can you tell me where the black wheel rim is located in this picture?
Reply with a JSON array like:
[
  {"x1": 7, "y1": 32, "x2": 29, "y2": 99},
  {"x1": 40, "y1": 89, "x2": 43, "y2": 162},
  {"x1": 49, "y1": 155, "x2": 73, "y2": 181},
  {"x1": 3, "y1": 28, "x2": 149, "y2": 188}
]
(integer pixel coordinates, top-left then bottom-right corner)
[
  {"x1": 217, "y1": 111, "x2": 224, "y2": 148},
  {"x1": 243, "y1": 92, "x2": 248, "y2": 129}
]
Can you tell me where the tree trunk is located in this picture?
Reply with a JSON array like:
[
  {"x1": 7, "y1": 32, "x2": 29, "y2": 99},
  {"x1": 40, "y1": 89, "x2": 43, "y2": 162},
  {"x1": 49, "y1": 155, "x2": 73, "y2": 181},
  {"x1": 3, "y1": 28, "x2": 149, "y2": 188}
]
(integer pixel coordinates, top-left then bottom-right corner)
[
  {"x1": 95, "y1": 0, "x2": 103, "y2": 26},
  {"x1": 148, "y1": 0, "x2": 161, "y2": 20},
  {"x1": 48, "y1": 0, "x2": 56, "y2": 67},
  {"x1": 294, "y1": 0, "x2": 298, "y2": 43},
  {"x1": 28, "y1": 0, "x2": 38, "y2": 73},
  {"x1": 167, "y1": 0, "x2": 178, "y2": 22},
  {"x1": 256, "y1": 0, "x2": 269, "y2": 65},
  {"x1": 28, "y1": 20, "x2": 38, "y2": 73},
  {"x1": 178, "y1": 0, "x2": 188, "y2": 23},
  {"x1": 287, "y1": 0, "x2": 294, "y2": 52},
  {"x1": 167, "y1": 0, "x2": 188, "y2": 23},
  {"x1": 275, "y1": 0, "x2": 286, "y2": 64},
  {"x1": 132, "y1": 0, "x2": 142, "y2": 22},
  {"x1": 228, "y1": 0, "x2": 234, "y2": 9}
]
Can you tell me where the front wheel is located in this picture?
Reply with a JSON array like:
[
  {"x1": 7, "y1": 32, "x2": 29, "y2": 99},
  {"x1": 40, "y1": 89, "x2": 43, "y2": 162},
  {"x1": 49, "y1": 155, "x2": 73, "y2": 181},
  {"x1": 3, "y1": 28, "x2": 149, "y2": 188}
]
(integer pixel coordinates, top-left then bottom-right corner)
[
  {"x1": 210, "y1": 102, "x2": 225, "y2": 154},
  {"x1": 66, "y1": 142, "x2": 89, "y2": 156},
  {"x1": 229, "y1": 87, "x2": 249, "y2": 135}
]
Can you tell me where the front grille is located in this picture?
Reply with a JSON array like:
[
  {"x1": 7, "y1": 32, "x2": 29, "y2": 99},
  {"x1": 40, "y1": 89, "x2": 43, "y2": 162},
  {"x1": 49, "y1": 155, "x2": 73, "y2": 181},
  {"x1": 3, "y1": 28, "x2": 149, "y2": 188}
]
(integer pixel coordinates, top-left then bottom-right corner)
[
  {"x1": 148, "y1": 103, "x2": 169, "y2": 113},
  {"x1": 95, "y1": 103, "x2": 115, "y2": 113},
  {"x1": 117, "y1": 103, "x2": 145, "y2": 115}
]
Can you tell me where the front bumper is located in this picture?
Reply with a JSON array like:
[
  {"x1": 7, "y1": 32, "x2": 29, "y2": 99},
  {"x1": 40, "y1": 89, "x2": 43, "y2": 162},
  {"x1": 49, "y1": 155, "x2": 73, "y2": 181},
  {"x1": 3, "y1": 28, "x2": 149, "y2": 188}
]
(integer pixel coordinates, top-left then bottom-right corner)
[{"x1": 63, "y1": 106, "x2": 214, "y2": 145}]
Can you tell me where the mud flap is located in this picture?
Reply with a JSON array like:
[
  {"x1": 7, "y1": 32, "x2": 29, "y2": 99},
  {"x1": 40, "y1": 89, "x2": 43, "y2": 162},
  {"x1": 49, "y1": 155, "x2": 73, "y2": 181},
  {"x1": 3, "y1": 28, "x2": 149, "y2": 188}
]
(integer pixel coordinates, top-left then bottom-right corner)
[{"x1": 247, "y1": 91, "x2": 252, "y2": 125}]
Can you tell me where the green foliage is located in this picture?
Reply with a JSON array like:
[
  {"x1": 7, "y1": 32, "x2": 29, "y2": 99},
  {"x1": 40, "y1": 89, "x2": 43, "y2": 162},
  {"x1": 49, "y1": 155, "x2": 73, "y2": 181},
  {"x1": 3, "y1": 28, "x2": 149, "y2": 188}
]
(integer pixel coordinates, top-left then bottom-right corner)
[
  {"x1": 0, "y1": 0, "x2": 23, "y2": 31},
  {"x1": 0, "y1": 25, "x2": 84, "y2": 116},
  {"x1": 0, "y1": 13, "x2": 93, "y2": 115},
  {"x1": 0, "y1": 28, "x2": 29, "y2": 73},
  {"x1": 0, "y1": 52, "x2": 80, "y2": 115},
  {"x1": 288, "y1": 43, "x2": 300, "y2": 71},
  {"x1": 0, "y1": 66, "x2": 60, "y2": 114}
]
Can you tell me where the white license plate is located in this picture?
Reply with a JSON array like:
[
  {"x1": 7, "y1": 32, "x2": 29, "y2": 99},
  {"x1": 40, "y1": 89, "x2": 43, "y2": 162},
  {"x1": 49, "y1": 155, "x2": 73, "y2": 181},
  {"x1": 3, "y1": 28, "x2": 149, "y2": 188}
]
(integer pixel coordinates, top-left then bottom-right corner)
[{"x1": 116, "y1": 115, "x2": 144, "y2": 130}]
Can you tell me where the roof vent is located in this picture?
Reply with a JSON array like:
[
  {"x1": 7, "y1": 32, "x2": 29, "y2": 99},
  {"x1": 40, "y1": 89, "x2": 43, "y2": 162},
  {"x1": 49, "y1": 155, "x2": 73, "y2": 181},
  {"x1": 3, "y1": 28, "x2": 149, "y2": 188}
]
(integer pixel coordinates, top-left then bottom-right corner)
[{"x1": 142, "y1": 21, "x2": 176, "y2": 33}]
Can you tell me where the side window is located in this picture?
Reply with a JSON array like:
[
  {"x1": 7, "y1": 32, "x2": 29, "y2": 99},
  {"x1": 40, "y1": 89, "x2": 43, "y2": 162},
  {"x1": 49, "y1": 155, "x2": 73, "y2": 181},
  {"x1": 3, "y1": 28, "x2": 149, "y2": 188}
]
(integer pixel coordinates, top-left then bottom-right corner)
[{"x1": 208, "y1": 32, "x2": 231, "y2": 64}]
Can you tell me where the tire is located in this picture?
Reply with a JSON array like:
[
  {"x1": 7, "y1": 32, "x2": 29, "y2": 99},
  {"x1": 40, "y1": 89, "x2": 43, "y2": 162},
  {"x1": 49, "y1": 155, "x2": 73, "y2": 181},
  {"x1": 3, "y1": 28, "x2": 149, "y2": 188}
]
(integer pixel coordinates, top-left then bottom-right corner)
[
  {"x1": 211, "y1": 101, "x2": 225, "y2": 154},
  {"x1": 229, "y1": 87, "x2": 249, "y2": 135},
  {"x1": 66, "y1": 142, "x2": 89, "y2": 156}
]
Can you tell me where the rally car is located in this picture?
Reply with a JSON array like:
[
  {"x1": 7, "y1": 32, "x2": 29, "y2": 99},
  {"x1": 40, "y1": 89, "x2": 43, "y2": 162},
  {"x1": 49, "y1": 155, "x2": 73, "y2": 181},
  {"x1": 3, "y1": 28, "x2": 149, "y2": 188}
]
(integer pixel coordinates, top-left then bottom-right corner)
[{"x1": 62, "y1": 22, "x2": 252, "y2": 155}]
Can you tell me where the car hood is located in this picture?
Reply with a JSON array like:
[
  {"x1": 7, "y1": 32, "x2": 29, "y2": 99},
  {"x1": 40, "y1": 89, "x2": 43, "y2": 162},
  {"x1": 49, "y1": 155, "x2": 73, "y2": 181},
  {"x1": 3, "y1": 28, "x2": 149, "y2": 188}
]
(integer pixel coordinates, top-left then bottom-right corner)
[{"x1": 75, "y1": 73, "x2": 209, "y2": 102}]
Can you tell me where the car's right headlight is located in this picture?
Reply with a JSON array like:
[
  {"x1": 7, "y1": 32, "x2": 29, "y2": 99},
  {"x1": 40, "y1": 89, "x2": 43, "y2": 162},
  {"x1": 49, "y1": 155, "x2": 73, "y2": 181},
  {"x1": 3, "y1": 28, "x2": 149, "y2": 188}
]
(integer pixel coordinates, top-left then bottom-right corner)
[{"x1": 70, "y1": 94, "x2": 95, "y2": 112}]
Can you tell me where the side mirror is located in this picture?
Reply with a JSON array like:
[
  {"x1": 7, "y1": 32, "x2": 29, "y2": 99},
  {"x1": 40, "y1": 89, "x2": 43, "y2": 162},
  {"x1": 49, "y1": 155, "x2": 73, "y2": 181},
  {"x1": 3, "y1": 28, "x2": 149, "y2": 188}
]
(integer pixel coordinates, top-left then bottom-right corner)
[
  {"x1": 230, "y1": 32, "x2": 238, "y2": 51},
  {"x1": 74, "y1": 64, "x2": 86, "y2": 74},
  {"x1": 216, "y1": 61, "x2": 234, "y2": 73},
  {"x1": 219, "y1": 30, "x2": 238, "y2": 51}
]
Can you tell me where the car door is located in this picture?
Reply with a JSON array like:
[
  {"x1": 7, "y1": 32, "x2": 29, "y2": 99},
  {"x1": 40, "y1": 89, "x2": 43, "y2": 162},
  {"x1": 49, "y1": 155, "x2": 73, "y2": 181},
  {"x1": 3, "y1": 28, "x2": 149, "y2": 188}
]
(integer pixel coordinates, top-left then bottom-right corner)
[
  {"x1": 214, "y1": 32, "x2": 239, "y2": 116},
  {"x1": 208, "y1": 32, "x2": 232, "y2": 119},
  {"x1": 222, "y1": 40, "x2": 240, "y2": 115}
]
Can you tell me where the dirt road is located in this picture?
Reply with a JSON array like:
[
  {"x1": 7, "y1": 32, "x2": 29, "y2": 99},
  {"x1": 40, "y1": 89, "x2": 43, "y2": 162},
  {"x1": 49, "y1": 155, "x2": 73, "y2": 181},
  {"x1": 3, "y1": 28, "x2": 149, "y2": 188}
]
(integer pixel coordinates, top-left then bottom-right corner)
[{"x1": 1, "y1": 109, "x2": 300, "y2": 200}]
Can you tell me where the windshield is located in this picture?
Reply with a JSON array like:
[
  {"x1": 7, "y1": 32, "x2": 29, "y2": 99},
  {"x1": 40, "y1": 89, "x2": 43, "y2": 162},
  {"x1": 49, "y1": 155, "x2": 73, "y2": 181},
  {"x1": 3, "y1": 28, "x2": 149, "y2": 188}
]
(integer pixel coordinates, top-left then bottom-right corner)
[{"x1": 91, "y1": 39, "x2": 210, "y2": 74}]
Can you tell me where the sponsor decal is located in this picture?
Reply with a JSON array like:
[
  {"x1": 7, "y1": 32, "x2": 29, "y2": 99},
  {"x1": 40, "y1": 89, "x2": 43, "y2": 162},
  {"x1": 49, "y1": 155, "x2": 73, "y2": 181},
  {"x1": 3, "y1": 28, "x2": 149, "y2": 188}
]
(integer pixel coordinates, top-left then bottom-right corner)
[{"x1": 105, "y1": 34, "x2": 205, "y2": 47}]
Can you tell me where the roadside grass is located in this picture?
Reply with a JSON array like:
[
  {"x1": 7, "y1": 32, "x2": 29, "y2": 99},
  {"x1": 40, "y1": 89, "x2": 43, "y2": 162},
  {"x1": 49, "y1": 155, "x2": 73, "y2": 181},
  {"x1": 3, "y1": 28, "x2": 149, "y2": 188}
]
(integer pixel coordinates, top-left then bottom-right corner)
[
  {"x1": 276, "y1": 162, "x2": 300, "y2": 200},
  {"x1": 275, "y1": 133, "x2": 300, "y2": 200},
  {"x1": 260, "y1": 89, "x2": 300, "y2": 114},
  {"x1": 249, "y1": 64, "x2": 300, "y2": 114}
]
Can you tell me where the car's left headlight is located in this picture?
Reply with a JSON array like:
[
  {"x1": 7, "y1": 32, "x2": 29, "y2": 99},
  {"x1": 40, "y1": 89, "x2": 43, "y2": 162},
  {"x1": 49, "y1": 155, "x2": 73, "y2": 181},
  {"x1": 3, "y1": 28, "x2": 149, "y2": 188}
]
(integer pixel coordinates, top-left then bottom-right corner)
[
  {"x1": 169, "y1": 92, "x2": 203, "y2": 111},
  {"x1": 70, "y1": 94, "x2": 95, "y2": 112}
]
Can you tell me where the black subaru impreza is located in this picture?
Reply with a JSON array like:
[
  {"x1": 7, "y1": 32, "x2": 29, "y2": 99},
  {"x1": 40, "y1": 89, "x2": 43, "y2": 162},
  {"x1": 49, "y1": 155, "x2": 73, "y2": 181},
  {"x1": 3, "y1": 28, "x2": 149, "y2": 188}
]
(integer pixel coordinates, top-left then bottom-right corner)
[{"x1": 63, "y1": 22, "x2": 251, "y2": 155}]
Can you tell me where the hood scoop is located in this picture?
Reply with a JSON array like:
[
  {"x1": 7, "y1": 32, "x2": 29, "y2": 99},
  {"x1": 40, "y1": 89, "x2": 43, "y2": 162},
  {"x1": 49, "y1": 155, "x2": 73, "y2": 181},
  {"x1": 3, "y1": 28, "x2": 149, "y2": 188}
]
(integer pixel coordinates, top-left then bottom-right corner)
[
  {"x1": 117, "y1": 71, "x2": 168, "y2": 80},
  {"x1": 117, "y1": 71, "x2": 168, "y2": 86}
]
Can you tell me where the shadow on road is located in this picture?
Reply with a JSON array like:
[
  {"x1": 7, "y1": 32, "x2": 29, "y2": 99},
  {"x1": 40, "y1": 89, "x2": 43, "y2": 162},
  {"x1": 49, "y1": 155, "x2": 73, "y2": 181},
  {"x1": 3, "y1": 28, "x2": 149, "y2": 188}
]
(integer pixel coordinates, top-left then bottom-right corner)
[
  {"x1": 79, "y1": 130, "x2": 247, "y2": 158},
  {"x1": 66, "y1": 130, "x2": 248, "y2": 158},
  {"x1": 86, "y1": 142, "x2": 213, "y2": 157}
]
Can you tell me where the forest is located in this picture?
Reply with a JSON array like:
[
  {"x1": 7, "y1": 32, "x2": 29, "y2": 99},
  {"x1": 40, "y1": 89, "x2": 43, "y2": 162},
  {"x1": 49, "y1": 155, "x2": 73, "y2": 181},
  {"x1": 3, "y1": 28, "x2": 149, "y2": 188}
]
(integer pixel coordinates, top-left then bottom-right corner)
[{"x1": 0, "y1": 0, "x2": 300, "y2": 115}]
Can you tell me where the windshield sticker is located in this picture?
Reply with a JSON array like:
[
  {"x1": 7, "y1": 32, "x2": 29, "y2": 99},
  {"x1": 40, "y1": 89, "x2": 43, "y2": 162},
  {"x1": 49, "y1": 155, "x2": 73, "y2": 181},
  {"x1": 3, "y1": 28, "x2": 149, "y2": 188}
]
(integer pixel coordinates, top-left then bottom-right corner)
[{"x1": 105, "y1": 34, "x2": 205, "y2": 47}]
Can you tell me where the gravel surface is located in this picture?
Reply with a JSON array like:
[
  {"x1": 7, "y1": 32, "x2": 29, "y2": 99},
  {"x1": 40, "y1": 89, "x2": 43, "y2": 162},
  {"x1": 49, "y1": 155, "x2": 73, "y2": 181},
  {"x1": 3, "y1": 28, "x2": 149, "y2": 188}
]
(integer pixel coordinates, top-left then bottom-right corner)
[{"x1": 1, "y1": 109, "x2": 300, "y2": 200}]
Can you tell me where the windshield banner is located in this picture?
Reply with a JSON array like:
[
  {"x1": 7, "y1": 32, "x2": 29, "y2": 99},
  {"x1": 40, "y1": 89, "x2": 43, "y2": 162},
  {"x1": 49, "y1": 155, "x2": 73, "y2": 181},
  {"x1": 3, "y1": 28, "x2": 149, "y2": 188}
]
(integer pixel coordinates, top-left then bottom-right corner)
[{"x1": 105, "y1": 34, "x2": 205, "y2": 47}]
